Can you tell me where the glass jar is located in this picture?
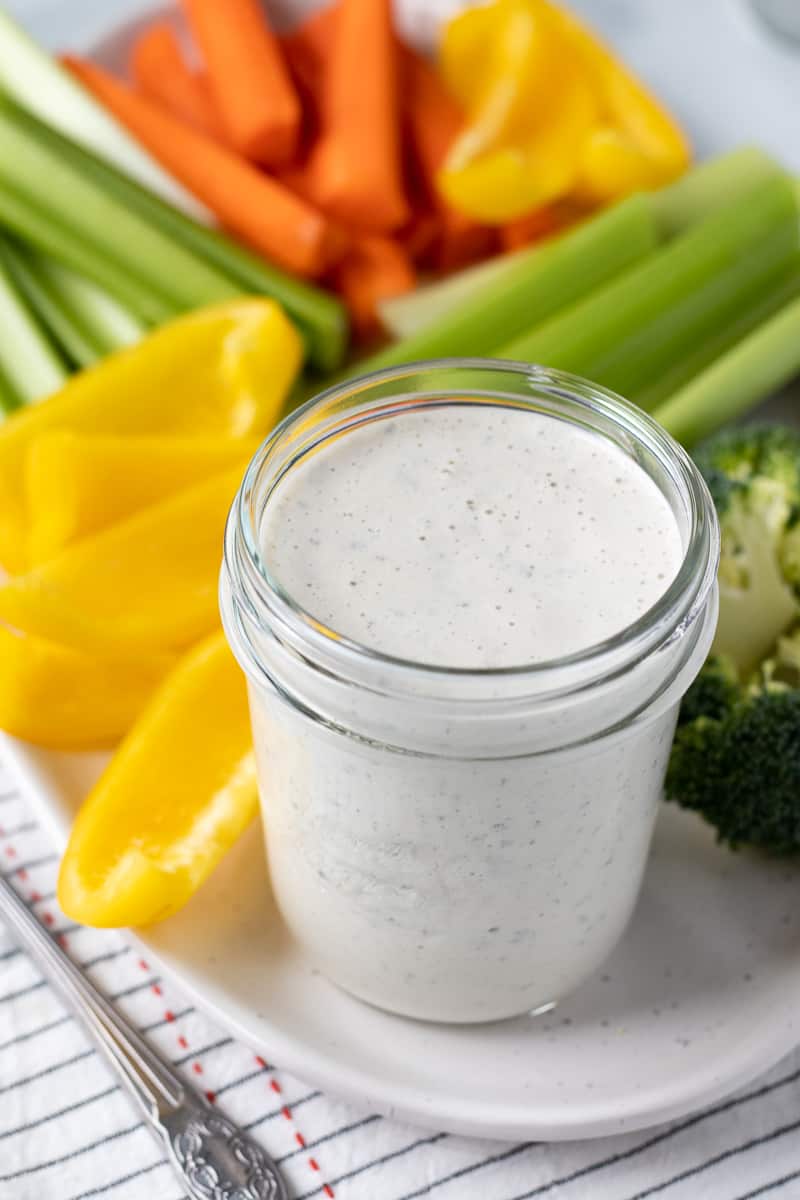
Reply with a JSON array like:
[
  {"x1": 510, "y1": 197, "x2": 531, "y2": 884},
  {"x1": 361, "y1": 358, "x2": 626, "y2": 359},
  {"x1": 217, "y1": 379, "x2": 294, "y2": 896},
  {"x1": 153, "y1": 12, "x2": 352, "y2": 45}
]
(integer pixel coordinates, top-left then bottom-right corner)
[{"x1": 220, "y1": 361, "x2": 719, "y2": 1024}]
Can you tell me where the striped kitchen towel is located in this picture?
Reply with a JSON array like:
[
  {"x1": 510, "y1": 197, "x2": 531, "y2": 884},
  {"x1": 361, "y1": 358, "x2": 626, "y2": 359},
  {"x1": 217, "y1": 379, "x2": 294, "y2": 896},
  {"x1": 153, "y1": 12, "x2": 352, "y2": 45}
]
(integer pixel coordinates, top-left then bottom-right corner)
[{"x1": 2, "y1": 758, "x2": 800, "y2": 1200}]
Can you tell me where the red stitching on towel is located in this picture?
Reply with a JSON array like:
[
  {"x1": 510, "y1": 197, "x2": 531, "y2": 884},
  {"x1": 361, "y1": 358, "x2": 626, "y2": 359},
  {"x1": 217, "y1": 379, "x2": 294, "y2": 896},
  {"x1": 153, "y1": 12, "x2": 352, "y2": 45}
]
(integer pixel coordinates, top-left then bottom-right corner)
[
  {"x1": 136, "y1": 956, "x2": 214, "y2": 1102},
  {"x1": 1, "y1": 834, "x2": 64, "y2": 971},
  {"x1": 253, "y1": 1056, "x2": 335, "y2": 1196},
  {"x1": 0, "y1": 827, "x2": 225, "y2": 1165},
  {"x1": 0, "y1": 833, "x2": 57, "y2": 950}
]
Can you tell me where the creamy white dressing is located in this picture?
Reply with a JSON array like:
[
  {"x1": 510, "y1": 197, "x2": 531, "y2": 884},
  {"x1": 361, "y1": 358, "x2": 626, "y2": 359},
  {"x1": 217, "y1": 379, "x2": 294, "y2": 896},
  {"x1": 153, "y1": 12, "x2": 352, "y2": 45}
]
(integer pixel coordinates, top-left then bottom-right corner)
[
  {"x1": 261, "y1": 406, "x2": 683, "y2": 667},
  {"x1": 222, "y1": 397, "x2": 716, "y2": 1023}
]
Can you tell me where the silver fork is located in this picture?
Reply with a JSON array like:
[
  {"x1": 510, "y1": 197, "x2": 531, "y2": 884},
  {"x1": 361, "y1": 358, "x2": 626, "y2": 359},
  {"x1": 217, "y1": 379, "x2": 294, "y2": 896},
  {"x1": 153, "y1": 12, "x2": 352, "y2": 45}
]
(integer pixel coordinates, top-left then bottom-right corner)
[{"x1": 0, "y1": 873, "x2": 288, "y2": 1200}]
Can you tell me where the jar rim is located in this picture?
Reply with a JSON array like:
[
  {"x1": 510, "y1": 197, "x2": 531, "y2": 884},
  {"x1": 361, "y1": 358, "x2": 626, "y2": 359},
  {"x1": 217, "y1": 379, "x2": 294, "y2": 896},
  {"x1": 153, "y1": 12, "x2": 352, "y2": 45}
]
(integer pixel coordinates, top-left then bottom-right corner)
[{"x1": 224, "y1": 359, "x2": 719, "y2": 706}]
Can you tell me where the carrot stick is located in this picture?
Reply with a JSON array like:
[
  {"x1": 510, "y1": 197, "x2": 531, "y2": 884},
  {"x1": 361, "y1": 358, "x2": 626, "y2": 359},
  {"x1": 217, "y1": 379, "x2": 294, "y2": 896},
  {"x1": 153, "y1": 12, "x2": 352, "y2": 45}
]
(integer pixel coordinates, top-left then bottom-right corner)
[
  {"x1": 400, "y1": 50, "x2": 461, "y2": 196},
  {"x1": 281, "y1": 2, "x2": 338, "y2": 98},
  {"x1": 181, "y1": 0, "x2": 301, "y2": 167},
  {"x1": 431, "y1": 223, "x2": 496, "y2": 272},
  {"x1": 130, "y1": 24, "x2": 227, "y2": 142},
  {"x1": 501, "y1": 206, "x2": 565, "y2": 252},
  {"x1": 63, "y1": 56, "x2": 347, "y2": 278},
  {"x1": 400, "y1": 49, "x2": 494, "y2": 269},
  {"x1": 298, "y1": 0, "x2": 409, "y2": 234},
  {"x1": 331, "y1": 234, "x2": 415, "y2": 339},
  {"x1": 279, "y1": 4, "x2": 338, "y2": 151},
  {"x1": 400, "y1": 212, "x2": 443, "y2": 264}
]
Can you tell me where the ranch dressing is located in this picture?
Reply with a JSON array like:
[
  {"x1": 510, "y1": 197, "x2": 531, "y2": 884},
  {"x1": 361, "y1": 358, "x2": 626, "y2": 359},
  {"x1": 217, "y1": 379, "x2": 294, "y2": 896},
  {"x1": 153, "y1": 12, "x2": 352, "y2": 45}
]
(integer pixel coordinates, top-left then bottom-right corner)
[
  {"x1": 221, "y1": 368, "x2": 718, "y2": 1022},
  {"x1": 261, "y1": 406, "x2": 682, "y2": 667}
]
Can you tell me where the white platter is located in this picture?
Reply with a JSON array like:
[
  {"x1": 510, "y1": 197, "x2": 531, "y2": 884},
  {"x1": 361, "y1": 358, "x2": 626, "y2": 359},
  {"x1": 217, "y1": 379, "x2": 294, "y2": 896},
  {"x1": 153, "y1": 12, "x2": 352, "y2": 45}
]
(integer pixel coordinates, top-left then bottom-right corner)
[
  {"x1": 6, "y1": 0, "x2": 800, "y2": 1146},
  {"x1": 6, "y1": 734, "x2": 800, "y2": 1142}
]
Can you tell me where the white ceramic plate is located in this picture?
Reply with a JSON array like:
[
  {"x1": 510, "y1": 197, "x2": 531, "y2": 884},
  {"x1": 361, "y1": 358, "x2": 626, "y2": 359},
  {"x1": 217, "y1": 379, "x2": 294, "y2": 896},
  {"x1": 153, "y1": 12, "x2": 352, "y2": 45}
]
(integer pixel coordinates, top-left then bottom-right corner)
[
  {"x1": 6, "y1": 734, "x2": 800, "y2": 1142},
  {"x1": 6, "y1": 0, "x2": 800, "y2": 1146}
]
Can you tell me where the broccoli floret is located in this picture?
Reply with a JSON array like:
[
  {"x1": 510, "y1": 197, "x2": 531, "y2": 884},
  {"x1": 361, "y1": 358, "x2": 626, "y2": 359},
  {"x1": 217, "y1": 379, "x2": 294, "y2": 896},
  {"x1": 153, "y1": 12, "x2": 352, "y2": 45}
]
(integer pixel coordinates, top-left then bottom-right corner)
[
  {"x1": 693, "y1": 425, "x2": 800, "y2": 677},
  {"x1": 667, "y1": 425, "x2": 800, "y2": 854},
  {"x1": 676, "y1": 655, "x2": 739, "y2": 728},
  {"x1": 694, "y1": 423, "x2": 800, "y2": 494},
  {"x1": 667, "y1": 640, "x2": 800, "y2": 854}
]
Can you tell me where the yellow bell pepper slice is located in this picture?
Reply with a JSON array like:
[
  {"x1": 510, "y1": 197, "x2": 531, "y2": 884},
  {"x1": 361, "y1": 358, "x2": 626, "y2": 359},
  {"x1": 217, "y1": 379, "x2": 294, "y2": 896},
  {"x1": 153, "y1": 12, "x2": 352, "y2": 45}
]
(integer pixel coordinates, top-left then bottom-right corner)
[
  {"x1": 440, "y1": 59, "x2": 597, "y2": 222},
  {"x1": 437, "y1": 0, "x2": 689, "y2": 220},
  {"x1": 26, "y1": 431, "x2": 261, "y2": 567},
  {"x1": 577, "y1": 127, "x2": 669, "y2": 204},
  {"x1": 546, "y1": 1, "x2": 690, "y2": 200},
  {"x1": 58, "y1": 632, "x2": 257, "y2": 927},
  {"x1": 0, "y1": 465, "x2": 244, "y2": 655},
  {"x1": 440, "y1": 0, "x2": 558, "y2": 153},
  {"x1": 0, "y1": 299, "x2": 302, "y2": 574},
  {"x1": 0, "y1": 625, "x2": 175, "y2": 750},
  {"x1": 439, "y1": 2, "x2": 503, "y2": 113},
  {"x1": 438, "y1": 0, "x2": 597, "y2": 222}
]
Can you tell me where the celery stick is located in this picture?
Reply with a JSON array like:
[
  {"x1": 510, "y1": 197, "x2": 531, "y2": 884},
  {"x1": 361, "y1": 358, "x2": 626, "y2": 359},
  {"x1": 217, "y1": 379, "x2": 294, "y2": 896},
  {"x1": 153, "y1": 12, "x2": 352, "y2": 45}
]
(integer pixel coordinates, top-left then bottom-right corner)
[
  {"x1": 0, "y1": 100, "x2": 244, "y2": 323},
  {"x1": 654, "y1": 294, "x2": 800, "y2": 446},
  {"x1": 635, "y1": 262, "x2": 800, "y2": 411},
  {"x1": 377, "y1": 149, "x2": 792, "y2": 347},
  {"x1": 599, "y1": 217, "x2": 797, "y2": 405},
  {"x1": 0, "y1": 237, "x2": 100, "y2": 368},
  {"x1": 0, "y1": 182, "x2": 175, "y2": 325},
  {"x1": 356, "y1": 195, "x2": 659, "y2": 374},
  {"x1": 379, "y1": 253, "x2": 523, "y2": 340},
  {"x1": 32, "y1": 257, "x2": 145, "y2": 354},
  {"x1": 0, "y1": 9, "x2": 209, "y2": 222},
  {"x1": 0, "y1": 245, "x2": 70, "y2": 403},
  {"x1": 650, "y1": 147, "x2": 790, "y2": 238},
  {"x1": 501, "y1": 177, "x2": 799, "y2": 401},
  {"x1": 0, "y1": 362, "x2": 21, "y2": 417},
  {"x1": 64, "y1": 151, "x2": 348, "y2": 371},
  {"x1": 14, "y1": 103, "x2": 349, "y2": 372}
]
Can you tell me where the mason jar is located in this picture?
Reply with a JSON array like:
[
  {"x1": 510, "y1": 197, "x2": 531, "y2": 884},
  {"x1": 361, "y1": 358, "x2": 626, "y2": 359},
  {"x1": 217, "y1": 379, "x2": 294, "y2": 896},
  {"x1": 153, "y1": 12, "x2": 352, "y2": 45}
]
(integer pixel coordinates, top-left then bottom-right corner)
[{"x1": 220, "y1": 361, "x2": 719, "y2": 1024}]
